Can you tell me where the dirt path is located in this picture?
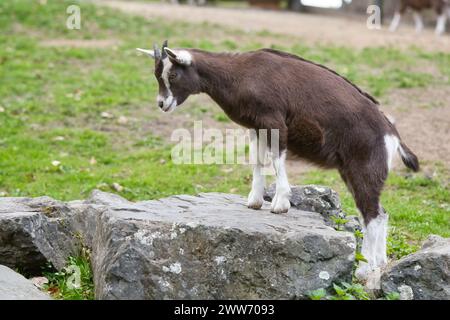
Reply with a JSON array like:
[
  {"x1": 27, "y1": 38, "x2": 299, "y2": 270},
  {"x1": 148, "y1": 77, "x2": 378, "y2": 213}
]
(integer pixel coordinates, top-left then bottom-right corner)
[{"x1": 98, "y1": 0, "x2": 450, "y2": 52}]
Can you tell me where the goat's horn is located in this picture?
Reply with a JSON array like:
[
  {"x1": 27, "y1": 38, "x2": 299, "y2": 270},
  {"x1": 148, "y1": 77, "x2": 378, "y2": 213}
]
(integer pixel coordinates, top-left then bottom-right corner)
[
  {"x1": 161, "y1": 40, "x2": 168, "y2": 59},
  {"x1": 153, "y1": 43, "x2": 161, "y2": 59}
]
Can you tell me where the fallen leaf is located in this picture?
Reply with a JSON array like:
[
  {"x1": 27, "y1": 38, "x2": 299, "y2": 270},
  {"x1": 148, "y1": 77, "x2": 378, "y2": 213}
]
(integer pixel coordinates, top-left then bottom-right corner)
[
  {"x1": 51, "y1": 160, "x2": 61, "y2": 167},
  {"x1": 101, "y1": 111, "x2": 114, "y2": 119},
  {"x1": 117, "y1": 116, "x2": 128, "y2": 125},
  {"x1": 112, "y1": 182, "x2": 124, "y2": 192},
  {"x1": 30, "y1": 277, "x2": 49, "y2": 289}
]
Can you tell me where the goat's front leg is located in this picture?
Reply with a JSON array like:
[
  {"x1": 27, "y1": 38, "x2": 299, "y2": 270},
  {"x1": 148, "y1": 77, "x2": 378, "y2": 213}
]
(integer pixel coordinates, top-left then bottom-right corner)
[
  {"x1": 271, "y1": 149, "x2": 291, "y2": 214},
  {"x1": 247, "y1": 131, "x2": 266, "y2": 210}
]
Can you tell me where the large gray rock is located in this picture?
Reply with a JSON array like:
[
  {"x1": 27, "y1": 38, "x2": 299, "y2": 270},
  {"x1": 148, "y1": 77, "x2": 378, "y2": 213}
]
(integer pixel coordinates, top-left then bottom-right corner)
[
  {"x1": 0, "y1": 265, "x2": 52, "y2": 300},
  {"x1": 86, "y1": 191, "x2": 356, "y2": 300},
  {"x1": 0, "y1": 197, "x2": 79, "y2": 274},
  {"x1": 381, "y1": 235, "x2": 450, "y2": 300},
  {"x1": 0, "y1": 189, "x2": 357, "y2": 300}
]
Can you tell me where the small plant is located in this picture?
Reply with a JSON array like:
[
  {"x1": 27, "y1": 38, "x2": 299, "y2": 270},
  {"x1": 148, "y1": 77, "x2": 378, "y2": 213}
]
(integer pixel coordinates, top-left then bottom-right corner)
[
  {"x1": 387, "y1": 229, "x2": 419, "y2": 260},
  {"x1": 385, "y1": 291, "x2": 401, "y2": 300},
  {"x1": 43, "y1": 248, "x2": 94, "y2": 300},
  {"x1": 308, "y1": 282, "x2": 370, "y2": 300},
  {"x1": 329, "y1": 282, "x2": 370, "y2": 300},
  {"x1": 307, "y1": 288, "x2": 327, "y2": 300},
  {"x1": 331, "y1": 216, "x2": 349, "y2": 231},
  {"x1": 354, "y1": 229, "x2": 364, "y2": 239},
  {"x1": 355, "y1": 251, "x2": 368, "y2": 263}
]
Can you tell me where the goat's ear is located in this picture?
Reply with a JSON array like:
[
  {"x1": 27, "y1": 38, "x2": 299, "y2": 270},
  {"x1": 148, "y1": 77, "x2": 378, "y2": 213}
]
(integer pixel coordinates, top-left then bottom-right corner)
[
  {"x1": 136, "y1": 48, "x2": 155, "y2": 59},
  {"x1": 164, "y1": 47, "x2": 192, "y2": 66}
]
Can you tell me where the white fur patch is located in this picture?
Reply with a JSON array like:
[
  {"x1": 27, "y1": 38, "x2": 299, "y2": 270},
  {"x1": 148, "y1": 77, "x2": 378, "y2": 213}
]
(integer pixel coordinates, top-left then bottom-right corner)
[
  {"x1": 270, "y1": 150, "x2": 291, "y2": 214},
  {"x1": 164, "y1": 48, "x2": 192, "y2": 66},
  {"x1": 356, "y1": 213, "x2": 388, "y2": 282},
  {"x1": 384, "y1": 135, "x2": 399, "y2": 171},
  {"x1": 175, "y1": 50, "x2": 192, "y2": 66},
  {"x1": 247, "y1": 134, "x2": 267, "y2": 209}
]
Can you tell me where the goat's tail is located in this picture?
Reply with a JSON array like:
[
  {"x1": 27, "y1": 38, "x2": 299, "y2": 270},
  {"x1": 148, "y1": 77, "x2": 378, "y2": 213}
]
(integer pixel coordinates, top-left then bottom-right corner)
[{"x1": 398, "y1": 142, "x2": 420, "y2": 172}]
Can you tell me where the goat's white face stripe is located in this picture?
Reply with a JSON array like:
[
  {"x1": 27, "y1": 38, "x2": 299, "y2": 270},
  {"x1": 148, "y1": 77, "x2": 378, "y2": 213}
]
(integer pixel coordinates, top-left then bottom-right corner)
[{"x1": 157, "y1": 57, "x2": 177, "y2": 112}]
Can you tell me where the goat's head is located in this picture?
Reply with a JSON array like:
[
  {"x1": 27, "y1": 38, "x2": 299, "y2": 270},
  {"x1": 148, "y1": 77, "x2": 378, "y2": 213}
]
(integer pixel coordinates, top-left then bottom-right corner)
[{"x1": 137, "y1": 41, "x2": 199, "y2": 113}]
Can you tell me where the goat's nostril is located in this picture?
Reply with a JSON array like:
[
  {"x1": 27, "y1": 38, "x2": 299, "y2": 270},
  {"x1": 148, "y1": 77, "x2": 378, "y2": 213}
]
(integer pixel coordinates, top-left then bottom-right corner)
[{"x1": 158, "y1": 101, "x2": 164, "y2": 109}]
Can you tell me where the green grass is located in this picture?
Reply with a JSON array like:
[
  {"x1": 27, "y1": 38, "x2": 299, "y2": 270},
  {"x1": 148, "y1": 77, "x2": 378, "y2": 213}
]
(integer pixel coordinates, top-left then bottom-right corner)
[
  {"x1": 1, "y1": 0, "x2": 448, "y2": 250},
  {"x1": 301, "y1": 169, "x2": 449, "y2": 246}
]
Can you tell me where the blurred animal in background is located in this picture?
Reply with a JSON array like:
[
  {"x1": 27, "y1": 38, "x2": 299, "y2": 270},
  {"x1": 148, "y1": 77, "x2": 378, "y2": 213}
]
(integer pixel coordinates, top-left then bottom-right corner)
[
  {"x1": 389, "y1": 0, "x2": 449, "y2": 35},
  {"x1": 164, "y1": 0, "x2": 207, "y2": 5}
]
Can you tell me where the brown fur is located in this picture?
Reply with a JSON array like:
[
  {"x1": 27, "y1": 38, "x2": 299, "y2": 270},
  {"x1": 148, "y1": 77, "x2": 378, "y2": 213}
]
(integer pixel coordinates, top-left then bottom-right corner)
[
  {"x1": 397, "y1": 0, "x2": 447, "y2": 14},
  {"x1": 154, "y1": 47, "x2": 420, "y2": 225}
]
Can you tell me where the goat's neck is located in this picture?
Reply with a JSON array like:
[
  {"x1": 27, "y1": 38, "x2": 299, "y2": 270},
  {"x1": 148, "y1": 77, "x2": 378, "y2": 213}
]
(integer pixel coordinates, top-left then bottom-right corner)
[{"x1": 195, "y1": 53, "x2": 240, "y2": 113}]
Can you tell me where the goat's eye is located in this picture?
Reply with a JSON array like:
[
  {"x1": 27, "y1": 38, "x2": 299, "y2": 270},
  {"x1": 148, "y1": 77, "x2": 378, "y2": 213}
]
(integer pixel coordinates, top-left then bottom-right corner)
[{"x1": 169, "y1": 72, "x2": 178, "y2": 81}]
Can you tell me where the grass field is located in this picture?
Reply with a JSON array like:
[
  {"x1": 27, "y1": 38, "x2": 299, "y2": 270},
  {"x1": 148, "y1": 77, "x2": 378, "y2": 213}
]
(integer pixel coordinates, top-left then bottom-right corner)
[{"x1": 1, "y1": 0, "x2": 448, "y2": 257}]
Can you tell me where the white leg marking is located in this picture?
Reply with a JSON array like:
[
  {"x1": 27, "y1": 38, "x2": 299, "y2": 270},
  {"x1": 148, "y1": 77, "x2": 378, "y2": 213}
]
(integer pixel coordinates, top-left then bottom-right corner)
[
  {"x1": 270, "y1": 150, "x2": 291, "y2": 214},
  {"x1": 413, "y1": 12, "x2": 424, "y2": 33},
  {"x1": 384, "y1": 135, "x2": 400, "y2": 171},
  {"x1": 355, "y1": 213, "x2": 388, "y2": 283},
  {"x1": 356, "y1": 213, "x2": 388, "y2": 280},
  {"x1": 375, "y1": 210, "x2": 388, "y2": 267},
  {"x1": 389, "y1": 13, "x2": 402, "y2": 32},
  {"x1": 247, "y1": 133, "x2": 266, "y2": 210},
  {"x1": 435, "y1": 14, "x2": 447, "y2": 35}
]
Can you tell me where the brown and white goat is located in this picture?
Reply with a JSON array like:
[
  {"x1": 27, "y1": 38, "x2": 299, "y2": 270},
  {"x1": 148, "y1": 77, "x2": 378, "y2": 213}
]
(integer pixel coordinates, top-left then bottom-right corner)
[
  {"x1": 389, "y1": 0, "x2": 450, "y2": 35},
  {"x1": 137, "y1": 42, "x2": 420, "y2": 280}
]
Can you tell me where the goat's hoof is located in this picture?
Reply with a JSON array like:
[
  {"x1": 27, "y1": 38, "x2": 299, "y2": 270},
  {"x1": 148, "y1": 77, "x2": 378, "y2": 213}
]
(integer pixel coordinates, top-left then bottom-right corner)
[
  {"x1": 248, "y1": 202, "x2": 263, "y2": 210},
  {"x1": 247, "y1": 192, "x2": 264, "y2": 210},
  {"x1": 270, "y1": 195, "x2": 291, "y2": 214},
  {"x1": 358, "y1": 267, "x2": 382, "y2": 290},
  {"x1": 355, "y1": 264, "x2": 370, "y2": 282}
]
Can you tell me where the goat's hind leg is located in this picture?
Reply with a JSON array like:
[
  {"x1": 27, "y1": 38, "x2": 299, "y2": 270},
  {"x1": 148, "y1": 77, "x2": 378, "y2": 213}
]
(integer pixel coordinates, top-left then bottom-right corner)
[
  {"x1": 340, "y1": 163, "x2": 389, "y2": 284},
  {"x1": 247, "y1": 130, "x2": 266, "y2": 210}
]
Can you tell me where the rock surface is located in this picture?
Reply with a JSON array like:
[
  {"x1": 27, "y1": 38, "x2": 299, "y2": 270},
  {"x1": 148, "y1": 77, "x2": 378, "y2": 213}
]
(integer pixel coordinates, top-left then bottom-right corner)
[
  {"x1": 0, "y1": 197, "x2": 79, "y2": 274},
  {"x1": 264, "y1": 184, "x2": 361, "y2": 233},
  {"x1": 381, "y1": 235, "x2": 450, "y2": 300},
  {"x1": 0, "y1": 265, "x2": 52, "y2": 300},
  {"x1": 0, "y1": 189, "x2": 357, "y2": 300},
  {"x1": 86, "y1": 191, "x2": 356, "y2": 299}
]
